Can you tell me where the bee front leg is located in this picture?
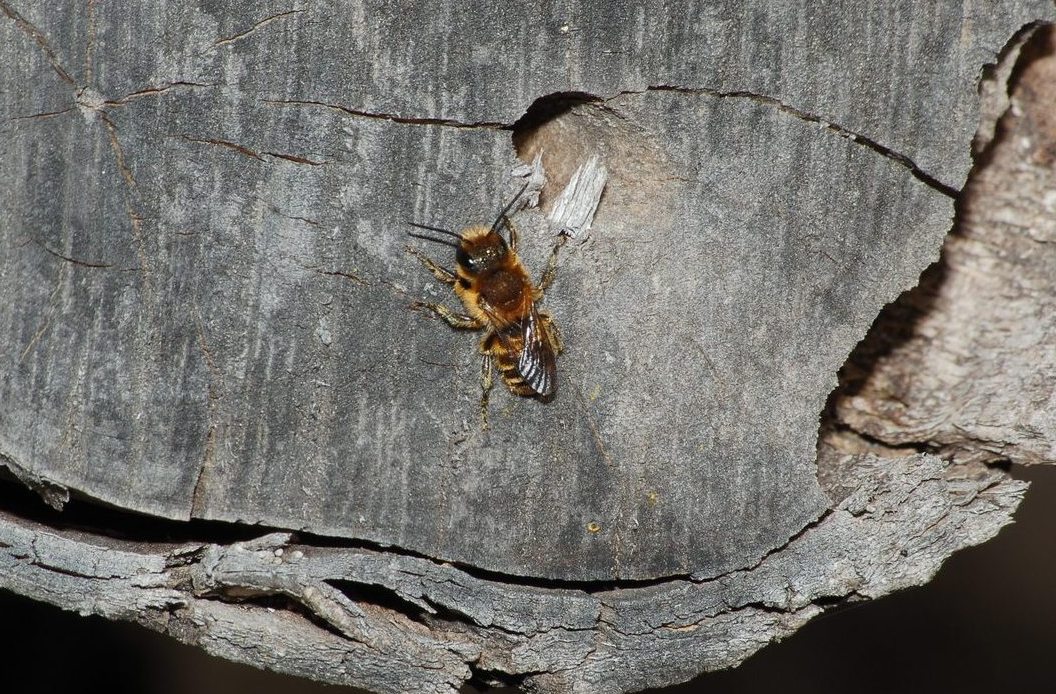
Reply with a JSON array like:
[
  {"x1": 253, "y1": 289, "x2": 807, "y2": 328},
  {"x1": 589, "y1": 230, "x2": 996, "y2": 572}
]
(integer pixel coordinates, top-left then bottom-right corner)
[
  {"x1": 480, "y1": 352, "x2": 494, "y2": 430},
  {"x1": 405, "y1": 245, "x2": 457, "y2": 285},
  {"x1": 412, "y1": 301, "x2": 484, "y2": 330},
  {"x1": 501, "y1": 214, "x2": 518, "y2": 252},
  {"x1": 538, "y1": 235, "x2": 567, "y2": 291}
]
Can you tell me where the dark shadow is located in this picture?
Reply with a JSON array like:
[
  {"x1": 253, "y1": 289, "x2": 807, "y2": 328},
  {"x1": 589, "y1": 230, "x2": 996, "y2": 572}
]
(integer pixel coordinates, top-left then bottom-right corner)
[
  {"x1": 0, "y1": 472, "x2": 269, "y2": 545},
  {"x1": 510, "y1": 91, "x2": 603, "y2": 155}
]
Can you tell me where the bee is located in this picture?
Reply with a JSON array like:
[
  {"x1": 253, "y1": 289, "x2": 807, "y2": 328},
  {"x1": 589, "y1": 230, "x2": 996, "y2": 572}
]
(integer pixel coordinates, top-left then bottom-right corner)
[{"x1": 406, "y1": 184, "x2": 565, "y2": 428}]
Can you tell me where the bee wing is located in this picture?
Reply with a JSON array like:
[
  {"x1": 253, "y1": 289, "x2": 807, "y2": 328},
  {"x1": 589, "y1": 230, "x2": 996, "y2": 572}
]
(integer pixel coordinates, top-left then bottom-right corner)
[
  {"x1": 479, "y1": 299, "x2": 558, "y2": 399},
  {"x1": 514, "y1": 308, "x2": 558, "y2": 398}
]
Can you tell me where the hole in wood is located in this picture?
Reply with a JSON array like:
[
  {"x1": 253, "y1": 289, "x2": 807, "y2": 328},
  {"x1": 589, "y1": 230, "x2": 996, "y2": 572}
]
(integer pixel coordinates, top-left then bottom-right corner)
[
  {"x1": 510, "y1": 90, "x2": 675, "y2": 221},
  {"x1": 511, "y1": 92, "x2": 603, "y2": 205}
]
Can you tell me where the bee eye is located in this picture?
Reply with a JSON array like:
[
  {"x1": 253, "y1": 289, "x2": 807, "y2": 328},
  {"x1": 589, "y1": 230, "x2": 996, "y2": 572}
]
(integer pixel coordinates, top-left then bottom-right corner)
[{"x1": 456, "y1": 247, "x2": 473, "y2": 270}]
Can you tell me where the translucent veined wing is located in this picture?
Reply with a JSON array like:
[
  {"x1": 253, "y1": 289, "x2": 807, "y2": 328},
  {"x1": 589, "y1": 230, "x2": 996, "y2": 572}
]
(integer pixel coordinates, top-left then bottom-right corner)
[
  {"x1": 481, "y1": 304, "x2": 557, "y2": 399},
  {"x1": 514, "y1": 308, "x2": 557, "y2": 398}
]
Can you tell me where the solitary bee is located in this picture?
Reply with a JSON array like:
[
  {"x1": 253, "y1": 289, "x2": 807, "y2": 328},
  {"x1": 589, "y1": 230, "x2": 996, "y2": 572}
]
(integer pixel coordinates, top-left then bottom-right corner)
[{"x1": 406, "y1": 184, "x2": 565, "y2": 428}]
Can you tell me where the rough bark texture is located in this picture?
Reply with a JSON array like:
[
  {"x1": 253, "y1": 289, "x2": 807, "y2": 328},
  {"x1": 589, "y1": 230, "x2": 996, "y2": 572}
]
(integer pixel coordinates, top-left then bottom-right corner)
[
  {"x1": 833, "y1": 27, "x2": 1056, "y2": 467},
  {"x1": 1, "y1": 2, "x2": 1054, "y2": 692},
  {"x1": 0, "y1": 455, "x2": 1027, "y2": 693}
]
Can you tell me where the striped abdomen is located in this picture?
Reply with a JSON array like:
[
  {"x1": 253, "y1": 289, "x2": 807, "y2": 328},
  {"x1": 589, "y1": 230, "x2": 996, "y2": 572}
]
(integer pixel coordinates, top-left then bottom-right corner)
[{"x1": 484, "y1": 314, "x2": 557, "y2": 400}]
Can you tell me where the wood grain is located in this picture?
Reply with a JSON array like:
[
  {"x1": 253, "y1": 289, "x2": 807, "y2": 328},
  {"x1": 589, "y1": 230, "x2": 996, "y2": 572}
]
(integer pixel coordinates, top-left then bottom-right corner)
[{"x1": 1, "y1": 2, "x2": 1053, "y2": 691}]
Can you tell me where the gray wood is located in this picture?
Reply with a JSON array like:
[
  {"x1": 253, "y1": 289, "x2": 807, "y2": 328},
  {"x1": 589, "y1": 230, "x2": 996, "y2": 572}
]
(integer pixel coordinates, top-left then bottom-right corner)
[{"x1": 1, "y1": 1, "x2": 1053, "y2": 691}]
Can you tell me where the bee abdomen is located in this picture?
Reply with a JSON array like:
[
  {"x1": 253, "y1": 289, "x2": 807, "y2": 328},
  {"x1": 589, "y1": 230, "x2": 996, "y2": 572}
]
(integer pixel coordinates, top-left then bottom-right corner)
[{"x1": 497, "y1": 357, "x2": 537, "y2": 397}]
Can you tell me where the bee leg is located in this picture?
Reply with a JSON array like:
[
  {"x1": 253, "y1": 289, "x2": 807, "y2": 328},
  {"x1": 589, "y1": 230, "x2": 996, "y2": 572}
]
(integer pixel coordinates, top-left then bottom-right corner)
[
  {"x1": 501, "y1": 214, "x2": 518, "y2": 252},
  {"x1": 405, "y1": 245, "x2": 457, "y2": 285},
  {"x1": 479, "y1": 352, "x2": 494, "y2": 430},
  {"x1": 411, "y1": 301, "x2": 484, "y2": 329},
  {"x1": 537, "y1": 235, "x2": 567, "y2": 290},
  {"x1": 540, "y1": 312, "x2": 563, "y2": 353}
]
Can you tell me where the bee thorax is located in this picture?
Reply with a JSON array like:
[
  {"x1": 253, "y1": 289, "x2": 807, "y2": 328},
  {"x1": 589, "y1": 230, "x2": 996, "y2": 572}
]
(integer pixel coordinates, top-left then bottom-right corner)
[{"x1": 477, "y1": 268, "x2": 529, "y2": 309}]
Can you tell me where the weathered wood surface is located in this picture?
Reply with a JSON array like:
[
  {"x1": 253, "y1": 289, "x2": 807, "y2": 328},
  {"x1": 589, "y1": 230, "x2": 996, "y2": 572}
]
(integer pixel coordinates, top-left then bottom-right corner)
[
  {"x1": 834, "y1": 27, "x2": 1056, "y2": 468},
  {"x1": 1, "y1": 0, "x2": 1046, "y2": 581},
  {"x1": 2, "y1": 2, "x2": 1055, "y2": 692}
]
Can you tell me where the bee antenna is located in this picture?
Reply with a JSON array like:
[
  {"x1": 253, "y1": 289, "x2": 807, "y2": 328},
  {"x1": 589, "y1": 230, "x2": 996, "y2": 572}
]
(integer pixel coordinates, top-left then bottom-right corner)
[
  {"x1": 408, "y1": 223, "x2": 463, "y2": 247},
  {"x1": 407, "y1": 231, "x2": 460, "y2": 248},
  {"x1": 408, "y1": 222, "x2": 463, "y2": 240},
  {"x1": 490, "y1": 181, "x2": 531, "y2": 236}
]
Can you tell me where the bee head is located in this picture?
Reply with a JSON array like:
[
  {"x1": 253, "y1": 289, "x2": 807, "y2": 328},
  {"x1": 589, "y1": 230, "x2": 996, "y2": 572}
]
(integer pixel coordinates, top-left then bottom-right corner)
[
  {"x1": 407, "y1": 181, "x2": 528, "y2": 275},
  {"x1": 456, "y1": 227, "x2": 507, "y2": 275}
]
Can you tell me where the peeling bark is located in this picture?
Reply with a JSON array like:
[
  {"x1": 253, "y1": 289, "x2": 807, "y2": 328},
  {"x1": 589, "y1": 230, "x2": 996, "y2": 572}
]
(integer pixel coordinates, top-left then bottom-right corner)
[
  {"x1": 832, "y1": 26, "x2": 1056, "y2": 467},
  {"x1": 0, "y1": 450, "x2": 1026, "y2": 693}
]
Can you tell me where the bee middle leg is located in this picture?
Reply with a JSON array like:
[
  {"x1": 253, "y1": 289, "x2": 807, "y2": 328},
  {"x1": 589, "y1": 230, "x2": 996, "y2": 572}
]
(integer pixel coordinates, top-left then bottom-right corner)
[
  {"x1": 539, "y1": 312, "x2": 563, "y2": 353},
  {"x1": 412, "y1": 301, "x2": 484, "y2": 329},
  {"x1": 502, "y1": 216, "x2": 566, "y2": 290}
]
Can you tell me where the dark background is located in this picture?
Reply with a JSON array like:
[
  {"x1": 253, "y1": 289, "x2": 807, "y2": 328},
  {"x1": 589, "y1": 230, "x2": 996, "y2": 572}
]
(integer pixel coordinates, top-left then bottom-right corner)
[{"x1": 2, "y1": 464, "x2": 1052, "y2": 694}]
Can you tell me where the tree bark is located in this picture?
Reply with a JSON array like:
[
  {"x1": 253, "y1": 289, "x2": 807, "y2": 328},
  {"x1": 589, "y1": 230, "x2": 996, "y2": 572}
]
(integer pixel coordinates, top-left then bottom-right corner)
[{"x1": 1, "y1": 2, "x2": 1053, "y2": 692}]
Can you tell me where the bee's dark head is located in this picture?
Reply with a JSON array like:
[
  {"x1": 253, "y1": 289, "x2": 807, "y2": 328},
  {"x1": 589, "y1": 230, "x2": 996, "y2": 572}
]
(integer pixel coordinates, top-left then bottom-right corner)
[
  {"x1": 456, "y1": 226, "x2": 507, "y2": 275},
  {"x1": 407, "y1": 182, "x2": 526, "y2": 276}
]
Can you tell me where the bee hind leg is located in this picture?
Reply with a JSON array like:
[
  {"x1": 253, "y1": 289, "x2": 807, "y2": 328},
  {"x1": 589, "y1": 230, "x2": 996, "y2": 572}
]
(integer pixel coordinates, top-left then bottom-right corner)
[
  {"x1": 540, "y1": 312, "x2": 563, "y2": 353},
  {"x1": 412, "y1": 301, "x2": 484, "y2": 329},
  {"x1": 479, "y1": 352, "x2": 494, "y2": 430}
]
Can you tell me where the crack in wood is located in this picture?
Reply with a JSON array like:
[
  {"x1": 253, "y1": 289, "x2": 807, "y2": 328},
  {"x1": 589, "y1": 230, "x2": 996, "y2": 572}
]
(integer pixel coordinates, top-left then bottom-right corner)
[
  {"x1": 306, "y1": 266, "x2": 369, "y2": 284},
  {"x1": 261, "y1": 98, "x2": 511, "y2": 130},
  {"x1": 262, "y1": 151, "x2": 328, "y2": 166},
  {"x1": 213, "y1": 8, "x2": 306, "y2": 47},
  {"x1": 180, "y1": 133, "x2": 330, "y2": 166},
  {"x1": 0, "y1": 0, "x2": 75, "y2": 84},
  {"x1": 613, "y1": 84, "x2": 960, "y2": 198},
  {"x1": 8, "y1": 106, "x2": 75, "y2": 121},
  {"x1": 180, "y1": 133, "x2": 265, "y2": 161},
  {"x1": 103, "y1": 81, "x2": 217, "y2": 107},
  {"x1": 98, "y1": 112, "x2": 154, "y2": 286},
  {"x1": 32, "y1": 238, "x2": 113, "y2": 268}
]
